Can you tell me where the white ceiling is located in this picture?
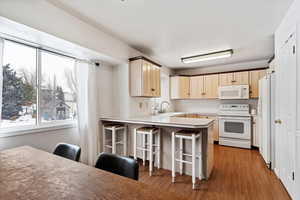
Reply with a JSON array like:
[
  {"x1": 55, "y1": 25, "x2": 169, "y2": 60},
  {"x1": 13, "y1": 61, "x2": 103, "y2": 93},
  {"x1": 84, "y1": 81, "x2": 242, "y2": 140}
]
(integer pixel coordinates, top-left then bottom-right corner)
[{"x1": 47, "y1": 0, "x2": 293, "y2": 68}]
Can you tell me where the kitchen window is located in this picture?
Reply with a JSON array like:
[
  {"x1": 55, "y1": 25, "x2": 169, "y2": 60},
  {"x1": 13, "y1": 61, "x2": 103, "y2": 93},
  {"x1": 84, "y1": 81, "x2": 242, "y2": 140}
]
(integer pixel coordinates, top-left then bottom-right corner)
[{"x1": 0, "y1": 40, "x2": 77, "y2": 135}]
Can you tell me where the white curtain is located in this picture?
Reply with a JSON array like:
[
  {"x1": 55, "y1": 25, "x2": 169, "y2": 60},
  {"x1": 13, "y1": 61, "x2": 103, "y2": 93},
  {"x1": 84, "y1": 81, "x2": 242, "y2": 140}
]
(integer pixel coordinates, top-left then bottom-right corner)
[
  {"x1": 0, "y1": 39, "x2": 4, "y2": 121},
  {"x1": 76, "y1": 60, "x2": 100, "y2": 166}
]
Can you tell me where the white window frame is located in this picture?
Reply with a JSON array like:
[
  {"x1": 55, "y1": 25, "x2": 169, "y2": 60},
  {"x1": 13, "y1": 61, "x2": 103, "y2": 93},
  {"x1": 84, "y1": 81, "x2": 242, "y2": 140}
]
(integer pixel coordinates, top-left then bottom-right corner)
[{"x1": 0, "y1": 39, "x2": 77, "y2": 137}]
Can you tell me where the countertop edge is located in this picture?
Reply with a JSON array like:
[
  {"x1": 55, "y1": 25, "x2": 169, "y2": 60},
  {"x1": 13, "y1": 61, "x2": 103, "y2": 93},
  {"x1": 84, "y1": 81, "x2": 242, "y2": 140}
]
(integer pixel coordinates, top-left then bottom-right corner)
[{"x1": 99, "y1": 117, "x2": 214, "y2": 129}]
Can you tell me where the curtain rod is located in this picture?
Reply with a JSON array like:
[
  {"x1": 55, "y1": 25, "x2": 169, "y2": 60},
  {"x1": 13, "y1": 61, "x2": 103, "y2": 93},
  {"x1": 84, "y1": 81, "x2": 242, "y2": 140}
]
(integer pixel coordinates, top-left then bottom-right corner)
[{"x1": 0, "y1": 34, "x2": 98, "y2": 66}]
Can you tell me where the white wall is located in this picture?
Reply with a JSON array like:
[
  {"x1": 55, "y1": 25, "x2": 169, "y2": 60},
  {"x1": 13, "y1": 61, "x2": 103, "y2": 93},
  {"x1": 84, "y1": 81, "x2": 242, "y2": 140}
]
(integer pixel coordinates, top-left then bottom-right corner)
[
  {"x1": 0, "y1": 128, "x2": 79, "y2": 152},
  {"x1": 175, "y1": 99, "x2": 258, "y2": 114},
  {"x1": 0, "y1": 0, "x2": 141, "y2": 63},
  {"x1": 98, "y1": 63, "x2": 114, "y2": 117},
  {"x1": 112, "y1": 64, "x2": 174, "y2": 117}
]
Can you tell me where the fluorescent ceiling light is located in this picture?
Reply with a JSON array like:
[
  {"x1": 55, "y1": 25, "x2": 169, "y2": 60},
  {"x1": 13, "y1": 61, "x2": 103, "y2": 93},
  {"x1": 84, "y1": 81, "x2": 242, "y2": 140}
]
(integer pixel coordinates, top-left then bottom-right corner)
[{"x1": 181, "y1": 49, "x2": 233, "y2": 64}]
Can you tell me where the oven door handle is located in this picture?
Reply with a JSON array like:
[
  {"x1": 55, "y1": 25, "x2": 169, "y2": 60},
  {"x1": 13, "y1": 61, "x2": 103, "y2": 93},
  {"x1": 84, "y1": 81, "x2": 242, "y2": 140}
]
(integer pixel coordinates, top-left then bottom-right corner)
[{"x1": 219, "y1": 116, "x2": 251, "y2": 121}]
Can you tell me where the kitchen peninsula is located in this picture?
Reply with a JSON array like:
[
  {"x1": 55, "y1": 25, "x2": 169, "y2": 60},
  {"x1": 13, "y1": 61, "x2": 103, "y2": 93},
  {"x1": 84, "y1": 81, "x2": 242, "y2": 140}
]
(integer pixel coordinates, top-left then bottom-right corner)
[{"x1": 100, "y1": 113, "x2": 215, "y2": 179}]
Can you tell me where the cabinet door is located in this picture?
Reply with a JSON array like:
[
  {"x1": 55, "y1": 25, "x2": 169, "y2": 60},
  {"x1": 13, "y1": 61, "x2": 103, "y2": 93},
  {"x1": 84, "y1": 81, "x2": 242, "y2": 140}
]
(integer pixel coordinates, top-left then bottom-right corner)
[
  {"x1": 203, "y1": 74, "x2": 219, "y2": 98},
  {"x1": 190, "y1": 76, "x2": 204, "y2": 99},
  {"x1": 130, "y1": 58, "x2": 161, "y2": 97},
  {"x1": 219, "y1": 73, "x2": 233, "y2": 86},
  {"x1": 142, "y1": 61, "x2": 151, "y2": 96},
  {"x1": 170, "y1": 76, "x2": 190, "y2": 99},
  {"x1": 149, "y1": 64, "x2": 156, "y2": 96},
  {"x1": 233, "y1": 71, "x2": 249, "y2": 85},
  {"x1": 179, "y1": 77, "x2": 190, "y2": 99},
  {"x1": 153, "y1": 66, "x2": 161, "y2": 97},
  {"x1": 249, "y1": 70, "x2": 266, "y2": 98},
  {"x1": 129, "y1": 59, "x2": 143, "y2": 97}
]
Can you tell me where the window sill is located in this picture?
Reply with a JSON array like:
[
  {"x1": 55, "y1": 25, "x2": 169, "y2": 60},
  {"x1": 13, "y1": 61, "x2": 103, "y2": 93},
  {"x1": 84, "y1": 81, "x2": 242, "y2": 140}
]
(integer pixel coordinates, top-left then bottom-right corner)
[{"x1": 0, "y1": 122, "x2": 77, "y2": 138}]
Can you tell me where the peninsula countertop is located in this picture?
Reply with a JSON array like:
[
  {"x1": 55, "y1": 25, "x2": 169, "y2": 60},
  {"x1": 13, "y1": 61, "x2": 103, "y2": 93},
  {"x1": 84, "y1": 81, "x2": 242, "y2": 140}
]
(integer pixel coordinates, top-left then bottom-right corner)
[{"x1": 100, "y1": 112, "x2": 214, "y2": 129}]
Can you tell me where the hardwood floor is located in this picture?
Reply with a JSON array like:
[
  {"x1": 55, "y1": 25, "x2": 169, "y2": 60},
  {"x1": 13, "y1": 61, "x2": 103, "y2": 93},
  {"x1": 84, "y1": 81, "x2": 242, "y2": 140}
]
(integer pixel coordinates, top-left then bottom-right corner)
[{"x1": 139, "y1": 145, "x2": 291, "y2": 200}]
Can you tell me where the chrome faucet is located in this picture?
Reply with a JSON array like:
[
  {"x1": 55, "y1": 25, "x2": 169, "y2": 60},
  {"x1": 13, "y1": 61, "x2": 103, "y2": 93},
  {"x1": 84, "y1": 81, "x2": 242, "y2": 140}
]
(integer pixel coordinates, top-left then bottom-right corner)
[{"x1": 159, "y1": 101, "x2": 170, "y2": 113}]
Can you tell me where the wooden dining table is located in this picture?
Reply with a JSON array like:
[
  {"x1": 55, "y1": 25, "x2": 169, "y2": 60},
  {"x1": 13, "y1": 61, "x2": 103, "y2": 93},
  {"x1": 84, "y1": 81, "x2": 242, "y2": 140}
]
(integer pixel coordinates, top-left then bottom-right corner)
[{"x1": 0, "y1": 146, "x2": 186, "y2": 200}]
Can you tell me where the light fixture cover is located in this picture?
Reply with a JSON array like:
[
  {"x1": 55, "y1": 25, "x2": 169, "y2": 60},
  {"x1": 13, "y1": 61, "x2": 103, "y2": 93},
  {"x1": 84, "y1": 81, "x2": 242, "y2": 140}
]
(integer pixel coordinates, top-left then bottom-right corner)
[{"x1": 181, "y1": 49, "x2": 233, "y2": 64}]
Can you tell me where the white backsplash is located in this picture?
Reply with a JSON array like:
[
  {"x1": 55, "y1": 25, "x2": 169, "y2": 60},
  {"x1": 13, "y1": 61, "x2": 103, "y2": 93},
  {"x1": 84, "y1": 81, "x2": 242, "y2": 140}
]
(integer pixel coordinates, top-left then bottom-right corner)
[{"x1": 174, "y1": 99, "x2": 258, "y2": 114}]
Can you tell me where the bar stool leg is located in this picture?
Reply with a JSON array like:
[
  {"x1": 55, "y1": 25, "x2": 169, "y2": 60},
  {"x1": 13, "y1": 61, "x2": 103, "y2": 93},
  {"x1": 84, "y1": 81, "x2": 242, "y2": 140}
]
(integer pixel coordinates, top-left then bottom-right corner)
[
  {"x1": 133, "y1": 128, "x2": 137, "y2": 160},
  {"x1": 149, "y1": 131, "x2": 153, "y2": 176},
  {"x1": 179, "y1": 137, "x2": 183, "y2": 175},
  {"x1": 171, "y1": 131, "x2": 176, "y2": 183},
  {"x1": 102, "y1": 125, "x2": 106, "y2": 152},
  {"x1": 123, "y1": 126, "x2": 127, "y2": 156},
  {"x1": 157, "y1": 128, "x2": 161, "y2": 169},
  {"x1": 192, "y1": 134, "x2": 196, "y2": 190},
  {"x1": 142, "y1": 134, "x2": 146, "y2": 166},
  {"x1": 112, "y1": 127, "x2": 116, "y2": 154}
]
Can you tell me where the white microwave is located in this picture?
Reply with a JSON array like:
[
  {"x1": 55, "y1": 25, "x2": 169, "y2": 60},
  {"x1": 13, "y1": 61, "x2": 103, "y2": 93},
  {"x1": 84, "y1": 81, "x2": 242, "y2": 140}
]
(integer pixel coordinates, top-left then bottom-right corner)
[{"x1": 219, "y1": 85, "x2": 249, "y2": 99}]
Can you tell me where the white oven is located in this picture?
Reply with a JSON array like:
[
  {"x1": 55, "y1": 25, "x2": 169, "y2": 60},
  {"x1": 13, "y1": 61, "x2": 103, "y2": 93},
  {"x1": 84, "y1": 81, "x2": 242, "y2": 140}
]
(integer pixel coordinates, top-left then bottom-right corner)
[
  {"x1": 219, "y1": 85, "x2": 249, "y2": 100},
  {"x1": 219, "y1": 116, "x2": 251, "y2": 140},
  {"x1": 218, "y1": 104, "x2": 251, "y2": 149}
]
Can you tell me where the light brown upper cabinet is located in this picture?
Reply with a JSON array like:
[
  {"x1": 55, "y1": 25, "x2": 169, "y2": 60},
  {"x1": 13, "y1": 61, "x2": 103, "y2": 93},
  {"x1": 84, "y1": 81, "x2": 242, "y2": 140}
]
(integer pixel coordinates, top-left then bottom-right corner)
[
  {"x1": 170, "y1": 76, "x2": 190, "y2": 99},
  {"x1": 203, "y1": 74, "x2": 219, "y2": 98},
  {"x1": 190, "y1": 76, "x2": 204, "y2": 99},
  {"x1": 249, "y1": 69, "x2": 266, "y2": 98},
  {"x1": 129, "y1": 57, "x2": 161, "y2": 97},
  {"x1": 219, "y1": 71, "x2": 249, "y2": 86},
  {"x1": 190, "y1": 74, "x2": 219, "y2": 99}
]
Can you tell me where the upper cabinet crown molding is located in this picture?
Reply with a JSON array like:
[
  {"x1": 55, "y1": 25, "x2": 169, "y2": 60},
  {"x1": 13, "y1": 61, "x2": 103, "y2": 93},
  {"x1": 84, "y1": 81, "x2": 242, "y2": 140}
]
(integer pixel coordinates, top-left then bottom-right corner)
[
  {"x1": 129, "y1": 56, "x2": 162, "y2": 67},
  {"x1": 129, "y1": 57, "x2": 161, "y2": 97}
]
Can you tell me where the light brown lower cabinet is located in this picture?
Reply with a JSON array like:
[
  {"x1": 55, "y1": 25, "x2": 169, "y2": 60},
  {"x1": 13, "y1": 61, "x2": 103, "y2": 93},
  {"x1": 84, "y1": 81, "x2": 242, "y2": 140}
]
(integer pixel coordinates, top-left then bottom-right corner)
[{"x1": 211, "y1": 117, "x2": 219, "y2": 142}]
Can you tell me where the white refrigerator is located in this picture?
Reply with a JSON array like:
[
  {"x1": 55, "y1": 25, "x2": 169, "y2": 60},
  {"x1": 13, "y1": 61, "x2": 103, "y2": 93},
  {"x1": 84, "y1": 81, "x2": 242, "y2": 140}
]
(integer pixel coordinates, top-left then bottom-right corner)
[{"x1": 257, "y1": 72, "x2": 276, "y2": 169}]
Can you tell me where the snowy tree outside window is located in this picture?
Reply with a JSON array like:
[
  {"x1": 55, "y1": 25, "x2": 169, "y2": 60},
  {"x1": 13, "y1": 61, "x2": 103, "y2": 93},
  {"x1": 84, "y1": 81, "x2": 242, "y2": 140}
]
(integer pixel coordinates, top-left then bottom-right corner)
[{"x1": 0, "y1": 40, "x2": 77, "y2": 130}]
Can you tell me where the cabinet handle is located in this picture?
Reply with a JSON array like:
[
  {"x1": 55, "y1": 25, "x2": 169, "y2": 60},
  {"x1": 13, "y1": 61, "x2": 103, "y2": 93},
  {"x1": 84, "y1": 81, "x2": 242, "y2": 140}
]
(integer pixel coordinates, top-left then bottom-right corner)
[
  {"x1": 151, "y1": 88, "x2": 155, "y2": 91},
  {"x1": 202, "y1": 92, "x2": 206, "y2": 95},
  {"x1": 275, "y1": 120, "x2": 282, "y2": 124}
]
